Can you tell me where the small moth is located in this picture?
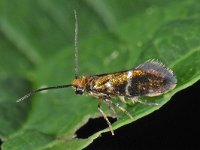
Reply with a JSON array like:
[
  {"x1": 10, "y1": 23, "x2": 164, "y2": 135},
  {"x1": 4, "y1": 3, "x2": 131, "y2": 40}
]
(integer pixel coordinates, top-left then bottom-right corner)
[{"x1": 17, "y1": 10, "x2": 177, "y2": 135}]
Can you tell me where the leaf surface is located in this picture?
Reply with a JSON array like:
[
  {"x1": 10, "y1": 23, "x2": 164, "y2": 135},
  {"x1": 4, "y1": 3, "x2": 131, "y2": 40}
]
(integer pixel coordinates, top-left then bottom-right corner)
[{"x1": 1, "y1": 0, "x2": 200, "y2": 149}]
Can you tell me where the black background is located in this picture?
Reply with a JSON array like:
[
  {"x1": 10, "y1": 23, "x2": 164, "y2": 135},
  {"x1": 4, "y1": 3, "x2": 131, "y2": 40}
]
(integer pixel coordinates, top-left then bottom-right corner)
[{"x1": 0, "y1": 81, "x2": 199, "y2": 149}]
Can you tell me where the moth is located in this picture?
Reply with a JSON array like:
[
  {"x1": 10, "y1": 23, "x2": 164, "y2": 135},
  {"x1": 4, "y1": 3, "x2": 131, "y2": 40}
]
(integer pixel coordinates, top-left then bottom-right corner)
[{"x1": 17, "y1": 10, "x2": 177, "y2": 135}]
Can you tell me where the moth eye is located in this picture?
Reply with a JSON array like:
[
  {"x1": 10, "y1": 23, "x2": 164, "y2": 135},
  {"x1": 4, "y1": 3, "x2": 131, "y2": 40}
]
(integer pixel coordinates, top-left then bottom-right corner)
[{"x1": 75, "y1": 87, "x2": 84, "y2": 95}]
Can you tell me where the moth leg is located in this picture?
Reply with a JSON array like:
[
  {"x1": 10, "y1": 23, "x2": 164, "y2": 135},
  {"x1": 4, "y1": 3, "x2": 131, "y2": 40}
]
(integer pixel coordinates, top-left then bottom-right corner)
[
  {"x1": 131, "y1": 97, "x2": 159, "y2": 106},
  {"x1": 105, "y1": 99, "x2": 133, "y2": 119},
  {"x1": 104, "y1": 99, "x2": 119, "y2": 119},
  {"x1": 98, "y1": 100, "x2": 114, "y2": 135},
  {"x1": 118, "y1": 96, "x2": 128, "y2": 105}
]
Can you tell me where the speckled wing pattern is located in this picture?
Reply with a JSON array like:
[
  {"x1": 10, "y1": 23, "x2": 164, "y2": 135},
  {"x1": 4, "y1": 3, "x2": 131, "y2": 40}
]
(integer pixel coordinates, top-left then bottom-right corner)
[
  {"x1": 128, "y1": 59, "x2": 177, "y2": 97},
  {"x1": 92, "y1": 59, "x2": 177, "y2": 98}
]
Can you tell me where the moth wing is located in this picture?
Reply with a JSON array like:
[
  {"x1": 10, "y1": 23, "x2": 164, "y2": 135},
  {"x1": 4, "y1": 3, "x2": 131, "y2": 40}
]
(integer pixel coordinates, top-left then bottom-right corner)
[
  {"x1": 126, "y1": 59, "x2": 177, "y2": 97},
  {"x1": 136, "y1": 59, "x2": 177, "y2": 84}
]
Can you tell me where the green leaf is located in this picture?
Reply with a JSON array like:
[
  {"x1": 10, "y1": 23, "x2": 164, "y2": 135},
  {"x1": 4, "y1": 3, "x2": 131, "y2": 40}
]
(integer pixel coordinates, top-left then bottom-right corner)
[
  {"x1": 0, "y1": 76, "x2": 31, "y2": 137},
  {"x1": 1, "y1": 0, "x2": 200, "y2": 149}
]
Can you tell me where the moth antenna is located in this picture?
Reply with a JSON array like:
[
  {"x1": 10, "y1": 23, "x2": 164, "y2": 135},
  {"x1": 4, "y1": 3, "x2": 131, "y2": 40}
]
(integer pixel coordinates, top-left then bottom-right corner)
[
  {"x1": 74, "y1": 9, "x2": 78, "y2": 79},
  {"x1": 17, "y1": 84, "x2": 72, "y2": 102}
]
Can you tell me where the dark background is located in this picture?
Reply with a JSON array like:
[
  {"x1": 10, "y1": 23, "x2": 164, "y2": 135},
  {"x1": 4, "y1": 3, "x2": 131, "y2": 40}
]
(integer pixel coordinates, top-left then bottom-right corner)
[{"x1": 76, "y1": 80, "x2": 199, "y2": 149}]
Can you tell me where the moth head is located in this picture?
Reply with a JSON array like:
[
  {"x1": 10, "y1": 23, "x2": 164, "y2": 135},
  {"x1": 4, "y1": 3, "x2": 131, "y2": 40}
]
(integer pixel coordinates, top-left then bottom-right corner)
[
  {"x1": 72, "y1": 76, "x2": 88, "y2": 95},
  {"x1": 74, "y1": 87, "x2": 84, "y2": 95}
]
